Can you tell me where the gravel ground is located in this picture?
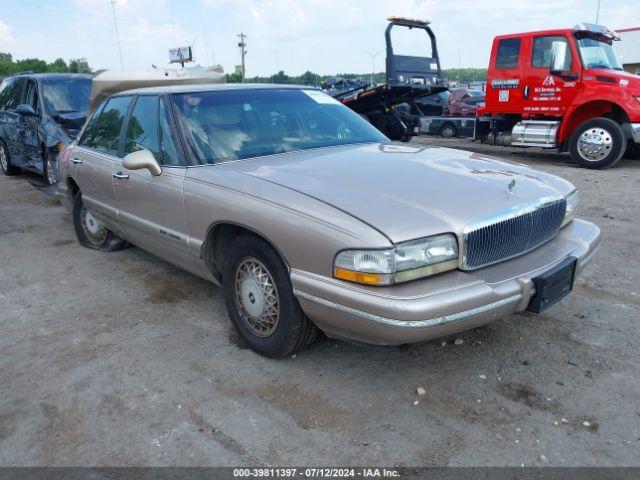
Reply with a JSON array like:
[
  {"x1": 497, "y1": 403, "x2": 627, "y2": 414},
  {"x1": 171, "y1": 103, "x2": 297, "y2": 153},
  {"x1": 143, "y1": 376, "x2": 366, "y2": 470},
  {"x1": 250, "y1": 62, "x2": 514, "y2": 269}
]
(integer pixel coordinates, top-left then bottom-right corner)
[{"x1": 0, "y1": 139, "x2": 639, "y2": 467}]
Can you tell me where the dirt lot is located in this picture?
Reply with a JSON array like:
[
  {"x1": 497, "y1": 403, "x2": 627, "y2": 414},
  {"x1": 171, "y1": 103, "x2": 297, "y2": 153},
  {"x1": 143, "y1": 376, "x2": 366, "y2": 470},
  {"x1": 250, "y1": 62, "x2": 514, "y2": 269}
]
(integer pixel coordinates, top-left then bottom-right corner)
[{"x1": 1, "y1": 138, "x2": 639, "y2": 467}]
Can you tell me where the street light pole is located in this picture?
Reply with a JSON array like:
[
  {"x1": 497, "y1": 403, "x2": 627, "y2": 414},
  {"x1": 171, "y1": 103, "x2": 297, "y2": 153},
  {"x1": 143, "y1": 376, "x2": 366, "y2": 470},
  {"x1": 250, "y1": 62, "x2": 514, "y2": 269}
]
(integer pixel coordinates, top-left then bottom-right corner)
[
  {"x1": 110, "y1": 0, "x2": 124, "y2": 68},
  {"x1": 595, "y1": 0, "x2": 601, "y2": 23},
  {"x1": 364, "y1": 50, "x2": 382, "y2": 85}
]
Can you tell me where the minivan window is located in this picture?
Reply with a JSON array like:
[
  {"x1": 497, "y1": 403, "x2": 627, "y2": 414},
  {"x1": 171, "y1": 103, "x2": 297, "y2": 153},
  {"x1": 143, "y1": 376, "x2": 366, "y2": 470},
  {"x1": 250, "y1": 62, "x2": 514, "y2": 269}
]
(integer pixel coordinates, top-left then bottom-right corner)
[
  {"x1": 0, "y1": 79, "x2": 12, "y2": 109},
  {"x1": 125, "y1": 95, "x2": 160, "y2": 160},
  {"x1": 532, "y1": 36, "x2": 572, "y2": 69},
  {"x1": 80, "y1": 96, "x2": 131, "y2": 156},
  {"x1": 171, "y1": 88, "x2": 386, "y2": 165},
  {"x1": 24, "y1": 80, "x2": 39, "y2": 112},
  {"x1": 496, "y1": 38, "x2": 521, "y2": 69},
  {"x1": 3, "y1": 77, "x2": 26, "y2": 110}
]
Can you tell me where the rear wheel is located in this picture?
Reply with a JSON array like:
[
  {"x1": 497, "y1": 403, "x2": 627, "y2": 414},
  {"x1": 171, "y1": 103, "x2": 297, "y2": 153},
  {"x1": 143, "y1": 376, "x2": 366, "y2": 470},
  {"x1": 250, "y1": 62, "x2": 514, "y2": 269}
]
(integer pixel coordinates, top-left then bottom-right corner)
[
  {"x1": 569, "y1": 118, "x2": 626, "y2": 169},
  {"x1": 223, "y1": 235, "x2": 318, "y2": 358},
  {"x1": 0, "y1": 139, "x2": 20, "y2": 176},
  {"x1": 440, "y1": 122, "x2": 457, "y2": 138},
  {"x1": 73, "y1": 193, "x2": 128, "y2": 251}
]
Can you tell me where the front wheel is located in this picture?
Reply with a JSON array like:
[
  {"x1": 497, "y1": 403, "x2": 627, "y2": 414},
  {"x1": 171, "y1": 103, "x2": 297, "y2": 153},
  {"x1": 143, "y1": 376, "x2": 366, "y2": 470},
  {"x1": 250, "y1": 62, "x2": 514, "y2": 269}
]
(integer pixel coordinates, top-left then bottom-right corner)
[
  {"x1": 42, "y1": 151, "x2": 57, "y2": 185},
  {"x1": 223, "y1": 235, "x2": 318, "y2": 358},
  {"x1": 73, "y1": 193, "x2": 128, "y2": 251},
  {"x1": 569, "y1": 118, "x2": 626, "y2": 169}
]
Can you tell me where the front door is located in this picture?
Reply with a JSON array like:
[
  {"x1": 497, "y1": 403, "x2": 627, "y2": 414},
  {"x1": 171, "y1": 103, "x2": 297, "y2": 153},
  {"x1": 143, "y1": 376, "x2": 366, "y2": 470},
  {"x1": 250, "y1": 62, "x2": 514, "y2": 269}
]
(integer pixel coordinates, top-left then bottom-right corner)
[
  {"x1": 521, "y1": 34, "x2": 581, "y2": 117},
  {"x1": 113, "y1": 94, "x2": 190, "y2": 257},
  {"x1": 19, "y1": 79, "x2": 42, "y2": 169}
]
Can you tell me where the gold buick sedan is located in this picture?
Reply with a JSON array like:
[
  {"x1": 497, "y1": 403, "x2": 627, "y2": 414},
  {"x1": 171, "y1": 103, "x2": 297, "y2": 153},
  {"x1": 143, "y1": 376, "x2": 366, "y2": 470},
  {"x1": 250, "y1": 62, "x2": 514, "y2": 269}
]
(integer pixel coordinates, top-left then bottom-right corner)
[{"x1": 57, "y1": 83, "x2": 600, "y2": 357}]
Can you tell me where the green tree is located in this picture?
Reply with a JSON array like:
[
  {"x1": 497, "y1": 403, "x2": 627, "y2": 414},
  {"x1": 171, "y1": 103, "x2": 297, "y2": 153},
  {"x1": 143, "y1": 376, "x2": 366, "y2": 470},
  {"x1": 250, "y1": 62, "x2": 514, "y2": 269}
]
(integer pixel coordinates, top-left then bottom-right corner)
[
  {"x1": 225, "y1": 72, "x2": 242, "y2": 83},
  {"x1": 48, "y1": 58, "x2": 68, "y2": 72},
  {"x1": 0, "y1": 52, "x2": 13, "y2": 63},
  {"x1": 270, "y1": 70, "x2": 290, "y2": 84}
]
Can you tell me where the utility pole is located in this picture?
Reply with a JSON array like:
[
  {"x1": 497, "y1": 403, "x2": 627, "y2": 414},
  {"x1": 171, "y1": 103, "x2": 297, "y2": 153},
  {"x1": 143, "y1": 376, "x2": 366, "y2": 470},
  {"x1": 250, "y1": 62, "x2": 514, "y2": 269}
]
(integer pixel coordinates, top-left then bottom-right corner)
[
  {"x1": 595, "y1": 0, "x2": 601, "y2": 23},
  {"x1": 110, "y1": 0, "x2": 124, "y2": 68},
  {"x1": 363, "y1": 50, "x2": 382, "y2": 85},
  {"x1": 237, "y1": 33, "x2": 247, "y2": 83}
]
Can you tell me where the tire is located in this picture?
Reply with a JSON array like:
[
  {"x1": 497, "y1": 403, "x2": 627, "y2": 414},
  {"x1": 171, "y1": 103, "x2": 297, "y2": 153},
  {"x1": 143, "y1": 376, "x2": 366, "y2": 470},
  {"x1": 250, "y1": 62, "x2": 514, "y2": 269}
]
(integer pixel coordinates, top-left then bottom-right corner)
[
  {"x1": 0, "y1": 139, "x2": 20, "y2": 176},
  {"x1": 42, "y1": 150, "x2": 57, "y2": 185},
  {"x1": 569, "y1": 117, "x2": 626, "y2": 169},
  {"x1": 440, "y1": 123, "x2": 457, "y2": 138},
  {"x1": 73, "y1": 193, "x2": 128, "y2": 251},
  {"x1": 223, "y1": 234, "x2": 318, "y2": 358}
]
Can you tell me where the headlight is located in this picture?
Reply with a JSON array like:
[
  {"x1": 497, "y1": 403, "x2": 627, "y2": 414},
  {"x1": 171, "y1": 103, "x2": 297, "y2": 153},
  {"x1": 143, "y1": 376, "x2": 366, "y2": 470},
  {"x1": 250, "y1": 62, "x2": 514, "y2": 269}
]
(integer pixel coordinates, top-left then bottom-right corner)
[
  {"x1": 334, "y1": 233, "x2": 459, "y2": 286},
  {"x1": 562, "y1": 189, "x2": 579, "y2": 226}
]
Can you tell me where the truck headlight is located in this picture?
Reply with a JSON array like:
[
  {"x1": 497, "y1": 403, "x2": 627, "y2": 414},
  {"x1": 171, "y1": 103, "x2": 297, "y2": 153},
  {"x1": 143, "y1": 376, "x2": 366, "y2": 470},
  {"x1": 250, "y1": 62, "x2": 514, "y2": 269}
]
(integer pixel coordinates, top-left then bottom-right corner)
[
  {"x1": 562, "y1": 189, "x2": 579, "y2": 227},
  {"x1": 334, "y1": 234, "x2": 459, "y2": 286}
]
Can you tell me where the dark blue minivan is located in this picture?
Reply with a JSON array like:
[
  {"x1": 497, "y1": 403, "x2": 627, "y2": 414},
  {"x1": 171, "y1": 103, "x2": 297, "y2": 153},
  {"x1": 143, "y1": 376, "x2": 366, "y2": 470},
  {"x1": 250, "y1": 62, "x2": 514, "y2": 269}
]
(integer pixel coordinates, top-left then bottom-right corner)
[{"x1": 0, "y1": 73, "x2": 91, "y2": 184}]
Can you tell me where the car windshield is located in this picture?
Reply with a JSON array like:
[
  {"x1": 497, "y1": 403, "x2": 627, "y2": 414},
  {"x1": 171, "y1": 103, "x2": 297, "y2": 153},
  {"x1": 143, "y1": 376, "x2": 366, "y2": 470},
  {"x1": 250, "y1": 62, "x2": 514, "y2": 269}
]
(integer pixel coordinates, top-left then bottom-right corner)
[
  {"x1": 171, "y1": 88, "x2": 387, "y2": 165},
  {"x1": 41, "y1": 77, "x2": 91, "y2": 114},
  {"x1": 575, "y1": 36, "x2": 622, "y2": 70}
]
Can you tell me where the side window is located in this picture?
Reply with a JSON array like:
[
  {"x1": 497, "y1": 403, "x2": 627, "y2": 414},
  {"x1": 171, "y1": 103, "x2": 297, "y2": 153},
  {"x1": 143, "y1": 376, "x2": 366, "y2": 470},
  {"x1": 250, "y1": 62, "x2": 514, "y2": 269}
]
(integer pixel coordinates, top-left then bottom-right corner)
[
  {"x1": 80, "y1": 96, "x2": 131, "y2": 156},
  {"x1": 159, "y1": 97, "x2": 181, "y2": 166},
  {"x1": 0, "y1": 79, "x2": 12, "y2": 109},
  {"x1": 124, "y1": 95, "x2": 160, "y2": 160},
  {"x1": 496, "y1": 38, "x2": 521, "y2": 70},
  {"x1": 4, "y1": 78, "x2": 25, "y2": 110},
  {"x1": 532, "y1": 36, "x2": 572, "y2": 69}
]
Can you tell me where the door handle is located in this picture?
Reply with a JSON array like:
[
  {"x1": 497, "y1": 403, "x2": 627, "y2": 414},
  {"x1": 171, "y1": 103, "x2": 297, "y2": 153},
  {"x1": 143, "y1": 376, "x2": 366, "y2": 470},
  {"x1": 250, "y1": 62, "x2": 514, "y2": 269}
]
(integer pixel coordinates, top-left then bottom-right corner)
[
  {"x1": 71, "y1": 157, "x2": 83, "y2": 164},
  {"x1": 112, "y1": 172, "x2": 129, "y2": 179},
  {"x1": 523, "y1": 85, "x2": 530, "y2": 99}
]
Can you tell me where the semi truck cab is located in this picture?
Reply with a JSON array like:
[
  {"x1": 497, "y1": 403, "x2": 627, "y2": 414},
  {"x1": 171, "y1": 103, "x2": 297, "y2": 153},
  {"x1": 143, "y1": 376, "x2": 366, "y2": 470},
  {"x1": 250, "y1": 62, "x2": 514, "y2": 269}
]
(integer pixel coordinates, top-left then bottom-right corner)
[{"x1": 477, "y1": 23, "x2": 640, "y2": 168}]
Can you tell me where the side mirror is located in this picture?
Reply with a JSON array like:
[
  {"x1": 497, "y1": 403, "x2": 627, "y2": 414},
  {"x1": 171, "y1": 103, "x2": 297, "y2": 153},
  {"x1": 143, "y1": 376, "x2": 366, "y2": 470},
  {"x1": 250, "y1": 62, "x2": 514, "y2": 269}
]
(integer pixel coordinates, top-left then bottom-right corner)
[
  {"x1": 123, "y1": 149, "x2": 162, "y2": 176},
  {"x1": 550, "y1": 41, "x2": 568, "y2": 74},
  {"x1": 16, "y1": 104, "x2": 36, "y2": 117}
]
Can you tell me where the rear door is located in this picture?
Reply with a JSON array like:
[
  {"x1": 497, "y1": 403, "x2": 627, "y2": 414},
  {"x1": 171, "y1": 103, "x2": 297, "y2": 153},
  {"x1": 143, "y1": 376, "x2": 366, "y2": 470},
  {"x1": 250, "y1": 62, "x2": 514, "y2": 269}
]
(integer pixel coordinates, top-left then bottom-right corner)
[
  {"x1": 72, "y1": 95, "x2": 132, "y2": 228},
  {"x1": 486, "y1": 36, "x2": 526, "y2": 115},
  {"x1": 521, "y1": 34, "x2": 581, "y2": 116},
  {"x1": 113, "y1": 94, "x2": 190, "y2": 256}
]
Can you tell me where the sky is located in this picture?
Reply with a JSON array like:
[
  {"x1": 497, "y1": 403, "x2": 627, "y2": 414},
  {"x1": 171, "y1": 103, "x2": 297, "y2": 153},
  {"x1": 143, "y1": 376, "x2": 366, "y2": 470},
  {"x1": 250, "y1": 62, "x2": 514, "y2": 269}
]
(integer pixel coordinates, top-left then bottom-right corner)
[{"x1": 0, "y1": 0, "x2": 639, "y2": 76}]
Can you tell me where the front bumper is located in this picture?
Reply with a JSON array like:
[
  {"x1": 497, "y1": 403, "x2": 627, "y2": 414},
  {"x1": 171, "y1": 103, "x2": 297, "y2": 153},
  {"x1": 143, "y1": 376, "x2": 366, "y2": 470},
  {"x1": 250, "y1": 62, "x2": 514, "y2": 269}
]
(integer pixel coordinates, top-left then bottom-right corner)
[{"x1": 292, "y1": 219, "x2": 601, "y2": 345}]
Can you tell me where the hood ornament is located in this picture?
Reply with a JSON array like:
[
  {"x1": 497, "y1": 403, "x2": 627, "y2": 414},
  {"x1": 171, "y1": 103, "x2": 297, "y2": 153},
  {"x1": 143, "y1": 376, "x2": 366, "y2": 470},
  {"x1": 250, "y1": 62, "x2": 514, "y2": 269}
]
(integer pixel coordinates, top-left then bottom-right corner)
[{"x1": 506, "y1": 179, "x2": 516, "y2": 195}]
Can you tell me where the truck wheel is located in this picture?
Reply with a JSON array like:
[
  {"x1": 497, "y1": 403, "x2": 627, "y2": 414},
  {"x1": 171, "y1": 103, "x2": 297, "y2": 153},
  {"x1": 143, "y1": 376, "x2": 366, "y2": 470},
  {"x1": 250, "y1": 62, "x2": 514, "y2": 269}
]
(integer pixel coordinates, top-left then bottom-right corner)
[
  {"x1": 73, "y1": 192, "x2": 128, "y2": 251},
  {"x1": 0, "y1": 139, "x2": 20, "y2": 176},
  {"x1": 440, "y1": 123, "x2": 457, "y2": 138},
  {"x1": 570, "y1": 118, "x2": 626, "y2": 169},
  {"x1": 223, "y1": 234, "x2": 318, "y2": 358}
]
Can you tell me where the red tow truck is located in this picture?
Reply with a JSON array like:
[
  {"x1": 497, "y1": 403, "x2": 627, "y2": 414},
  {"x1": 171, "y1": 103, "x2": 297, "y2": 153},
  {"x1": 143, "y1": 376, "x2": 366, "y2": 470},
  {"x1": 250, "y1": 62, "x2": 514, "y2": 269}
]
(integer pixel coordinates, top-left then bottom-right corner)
[{"x1": 475, "y1": 23, "x2": 640, "y2": 168}]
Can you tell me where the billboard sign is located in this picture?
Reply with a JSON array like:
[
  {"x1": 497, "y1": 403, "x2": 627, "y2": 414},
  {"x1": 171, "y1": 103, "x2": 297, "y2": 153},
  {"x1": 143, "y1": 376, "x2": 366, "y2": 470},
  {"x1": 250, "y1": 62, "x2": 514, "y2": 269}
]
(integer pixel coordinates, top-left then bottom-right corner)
[{"x1": 169, "y1": 46, "x2": 193, "y2": 64}]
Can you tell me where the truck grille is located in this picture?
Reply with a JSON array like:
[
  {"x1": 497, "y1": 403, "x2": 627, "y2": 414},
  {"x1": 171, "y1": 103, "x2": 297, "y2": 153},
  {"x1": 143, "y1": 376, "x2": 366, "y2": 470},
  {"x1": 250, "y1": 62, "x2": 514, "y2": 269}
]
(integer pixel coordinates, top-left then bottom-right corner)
[{"x1": 462, "y1": 198, "x2": 567, "y2": 270}]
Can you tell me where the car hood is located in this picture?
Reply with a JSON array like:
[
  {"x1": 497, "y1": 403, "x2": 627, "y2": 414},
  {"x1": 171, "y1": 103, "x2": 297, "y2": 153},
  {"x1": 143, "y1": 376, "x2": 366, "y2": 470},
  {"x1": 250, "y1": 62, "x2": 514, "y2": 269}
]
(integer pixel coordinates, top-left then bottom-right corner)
[{"x1": 222, "y1": 143, "x2": 574, "y2": 243}]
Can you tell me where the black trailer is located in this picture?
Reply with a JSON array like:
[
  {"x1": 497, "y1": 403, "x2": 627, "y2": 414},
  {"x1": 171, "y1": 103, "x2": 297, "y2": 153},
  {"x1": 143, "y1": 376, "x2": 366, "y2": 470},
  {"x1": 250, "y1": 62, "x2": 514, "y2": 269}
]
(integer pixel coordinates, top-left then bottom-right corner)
[{"x1": 328, "y1": 17, "x2": 448, "y2": 141}]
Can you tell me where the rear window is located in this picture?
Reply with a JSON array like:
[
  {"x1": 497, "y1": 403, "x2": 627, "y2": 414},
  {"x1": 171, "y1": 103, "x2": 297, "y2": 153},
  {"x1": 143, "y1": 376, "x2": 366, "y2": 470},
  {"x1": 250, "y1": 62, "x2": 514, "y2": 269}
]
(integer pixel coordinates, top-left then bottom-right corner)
[
  {"x1": 80, "y1": 96, "x2": 131, "y2": 156},
  {"x1": 495, "y1": 38, "x2": 521, "y2": 70}
]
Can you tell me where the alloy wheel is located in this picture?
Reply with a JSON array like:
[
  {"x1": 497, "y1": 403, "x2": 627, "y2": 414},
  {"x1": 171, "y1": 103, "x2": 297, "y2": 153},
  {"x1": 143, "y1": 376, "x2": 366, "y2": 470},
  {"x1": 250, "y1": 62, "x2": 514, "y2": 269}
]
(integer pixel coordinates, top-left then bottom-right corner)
[{"x1": 233, "y1": 257, "x2": 280, "y2": 337}]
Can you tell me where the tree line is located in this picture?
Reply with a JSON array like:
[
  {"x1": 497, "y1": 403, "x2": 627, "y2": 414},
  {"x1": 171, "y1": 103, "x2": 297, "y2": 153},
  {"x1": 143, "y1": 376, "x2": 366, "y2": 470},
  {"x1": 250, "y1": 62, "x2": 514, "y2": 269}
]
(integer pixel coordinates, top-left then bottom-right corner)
[
  {"x1": 0, "y1": 52, "x2": 92, "y2": 76},
  {"x1": 226, "y1": 68, "x2": 487, "y2": 85}
]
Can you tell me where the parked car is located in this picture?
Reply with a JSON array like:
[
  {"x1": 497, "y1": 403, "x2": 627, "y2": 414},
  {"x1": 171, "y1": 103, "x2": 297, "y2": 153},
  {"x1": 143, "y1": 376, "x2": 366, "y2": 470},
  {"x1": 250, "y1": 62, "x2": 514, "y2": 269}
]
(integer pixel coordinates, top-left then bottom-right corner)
[
  {"x1": 57, "y1": 84, "x2": 600, "y2": 358},
  {"x1": 415, "y1": 90, "x2": 450, "y2": 116},
  {"x1": 0, "y1": 73, "x2": 91, "y2": 184},
  {"x1": 443, "y1": 88, "x2": 485, "y2": 118}
]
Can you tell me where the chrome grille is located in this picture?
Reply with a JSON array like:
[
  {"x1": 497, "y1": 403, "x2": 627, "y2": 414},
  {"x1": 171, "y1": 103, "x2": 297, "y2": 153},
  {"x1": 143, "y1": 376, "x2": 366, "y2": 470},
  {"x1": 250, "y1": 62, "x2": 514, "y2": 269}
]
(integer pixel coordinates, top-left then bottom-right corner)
[{"x1": 463, "y1": 198, "x2": 567, "y2": 270}]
